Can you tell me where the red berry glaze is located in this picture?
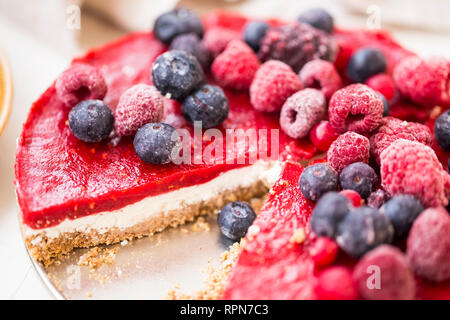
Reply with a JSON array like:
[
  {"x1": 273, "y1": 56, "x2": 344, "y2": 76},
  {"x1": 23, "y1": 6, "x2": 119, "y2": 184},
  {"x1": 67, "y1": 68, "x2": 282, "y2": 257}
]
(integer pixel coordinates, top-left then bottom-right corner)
[
  {"x1": 327, "y1": 132, "x2": 370, "y2": 173},
  {"x1": 380, "y1": 139, "x2": 450, "y2": 207},
  {"x1": 340, "y1": 189, "x2": 363, "y2": 207},
  {"x1": 329, "y1": 84, "x2": 384, "y2": 134},
  {"x1": 299, "y1": 59, "x2": 342, "y2": 100},
  {"x1": 250, "y1": 60, "x2": 303, "y2": 112},
  {"x1": 202, "y1": 26, "x2": 240, "y2": 57},
  {"x1": 315, "y1": 266, "x2": 358, "y2": 300},
  {"x1": 279, "y1": 89, "x2": 326, "y2": 139},
  {"x1": 310, "y1": 237, "x2": 339, "y2": 269},
  {"x1": 365, "y1": 73, "x2": 396, "y2": 101},
  {"x1": 353, "y1": 245, "x2": 415, "y2": 300},
  {"x1": 407, "y1": 207, "x2": 450, "y2": 282},
  {"x1": 212, "y1": 40, "x2": 260, "y2": 91},
  {"x1": 310, "y1": 121, "x2": 339, "y2": 152},
  {"x1": 55, "y1": 63, "x2": 107, "y2": 107}
]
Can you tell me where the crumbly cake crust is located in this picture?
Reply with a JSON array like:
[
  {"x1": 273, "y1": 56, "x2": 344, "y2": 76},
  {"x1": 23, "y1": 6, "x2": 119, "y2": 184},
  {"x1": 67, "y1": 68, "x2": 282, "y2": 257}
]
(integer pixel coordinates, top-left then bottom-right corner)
[{"x1": 25, "y1": 180, "x2": 269, "y2": 266}]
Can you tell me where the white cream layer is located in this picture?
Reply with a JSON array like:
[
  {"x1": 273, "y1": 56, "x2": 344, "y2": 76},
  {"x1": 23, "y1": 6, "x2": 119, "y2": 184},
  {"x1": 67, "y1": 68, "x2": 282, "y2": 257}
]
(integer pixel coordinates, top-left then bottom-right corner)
[{"x1": 24, "y1": 161, "x2": 282, "y2": 240}]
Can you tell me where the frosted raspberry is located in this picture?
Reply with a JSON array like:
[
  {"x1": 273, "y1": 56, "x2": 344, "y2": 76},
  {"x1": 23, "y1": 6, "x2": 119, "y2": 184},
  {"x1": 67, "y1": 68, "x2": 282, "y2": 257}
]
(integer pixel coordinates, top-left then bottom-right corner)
[
  {"x1": 315, "y1": 266, "x2": 358, "y2": 300},
  {"x1": 55, "y1": 64, "x2": 107, "y2": 107},
  {"x1": 202, "y1": 27, "x2": 240, "y2": 57},
  {"x1": 353, "y1": 245, "x2": 415, "y2": 300},
  {"x1": 211, "y1": 40, "x2": 260, "y2": 91},
  {"x1": 380, "y1": 139, "x2": 450, "y2": 207},
  {"x1": 250, "y1": 60, "x2": 303, "y2": 112},
  {"x1": 393, "y1": 55, "x2": 450, "y2": 108},
  {"x1": 310, "y1": 237, "x2": 339, "y2": 269},
  {"x1": 299, "y1": 59, "x2": 342, "y2": 99},
  {"x1": 329, "y1": 84, "x2": 384, "y2": 134},
  {"x1": 327, "y1": 132, "x2": 370, "y2": 173},
  {"x1": 114, "y1": 84, "x2": 164, "y2": 136},
  {"x1": 279, "y1": 89, "x2": 326, "y2": 139},
  {"x1": 258, "y1": 23, "x2": 337, "y2": 72},
  {"x1": 407, "y1": 207, "x2": 450, "y2": 282},
  {"x1": 365, "y1": 73, "x2": 396, "y2": 101},
  {"x1": 370, "y1": 117, "x2": 433, "y2": 164}
]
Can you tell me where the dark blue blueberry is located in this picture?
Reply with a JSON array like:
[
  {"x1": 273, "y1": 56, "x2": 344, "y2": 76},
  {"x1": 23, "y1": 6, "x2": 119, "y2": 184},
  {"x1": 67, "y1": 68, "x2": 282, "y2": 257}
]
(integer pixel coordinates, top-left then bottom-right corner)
[
  {"x1": 133, "y1": 123, "x2": 180, "y2": 164},
  {"x1": 154, "y1": 8, "x2": 204, "y2": 45},
  {"x1": 380, "y1": 195, "x2": 423, "y2": 239},
  {"x1": 339, "y1": 162, "x2": 378, "y2": 199},
  {"x1": 182, "y1": 85, "x2": 229, "y2": 129},
  {"x1": 346, "y1": 48, "x2": 387, "y2": 83},
  {"x1": 68, "y1": 100, "x2": 114, "y2": 143},
  {"x1": 243, "y1": 21, "x2": 269, "y2": 52},
  {"x1": 170, "y1": 33, "x2": 212, "y2": 70},
  {"x1": 152, "y1": 50, "x2": 205, "y2": 101},
  {"x1": 336, "y1": 206, "x2": 394, "y2": 258},
  {"x1": 298, "y1": 8, "x2": 334, "y2": 34},
  {"x1": 377, "y1": 92, "x2": 390, "y2": 116},
  {"x1": 434, "y1": 110, "x2": 450, "y2": 152},
  {"x1": 218, "y1": 201, "x2": 256, "y2": 241},
  {"x1": 310, "y1": 192, "x2": 353, "y2": 238},
  {"x1": 299, "y1": 163, "x2": 338, "y2": 201}
]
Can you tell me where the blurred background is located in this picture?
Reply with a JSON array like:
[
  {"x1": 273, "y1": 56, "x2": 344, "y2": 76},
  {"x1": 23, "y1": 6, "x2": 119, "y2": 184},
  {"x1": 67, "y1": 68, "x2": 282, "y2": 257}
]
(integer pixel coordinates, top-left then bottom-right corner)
[{"x1": 0, "y1": 0, "x2": 449, "y2": 299}]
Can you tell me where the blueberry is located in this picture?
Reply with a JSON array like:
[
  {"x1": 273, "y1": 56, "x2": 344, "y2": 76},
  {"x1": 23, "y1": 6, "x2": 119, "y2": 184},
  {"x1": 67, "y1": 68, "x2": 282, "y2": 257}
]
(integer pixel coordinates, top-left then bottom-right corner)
[
  {"x1": 68, "y1": 100, "x2": 114, "y2": 143},
  {"x1": 336, "y1": 206, "x2": 394, "y2": 258},
  {"x1": 377, "y1": 92, "x2": 390, "y2": 116},
  {"x1": 133, "y1": 123, "x2": 181, "y2": 164},
  {"x1": 310, "y1": 192, "x2": 353, "y2": 238},
  {"x1": 182, "y1": 85, "x2": 229, "y2": 129},
  {"x1": 298, "y1": 8, "x2": 334, "y2": 34},
  {"x1": 243, "y1": 21, "x2": 269, "y2": 52},
  {"x1": 154, "y1": 8, "x2": 204, "y2": 45},
  {"x1": 380, "y1": 195, "x2": 423, "y2": 239},
  {"x1": 299, "y1": 163, "x2": 338, "y2": 201},
  {"x1": 346, "y1": 48, "x2": 387, "y2": 83},
  {"x1": 339, "y1": 162, "x2": 378, "y2": 199},
  {"x1": 218, "y1": 201, "x2": 256, "y2": 241},
  {"x1": 152, "y1": 50, "x2": 205, "y2": 101},
  {"x1": 434, "y1": 110, "x2": 450, "y2": 152},
  {"x1": 170, "y1": 33, "x2": 212, "y2": 70}
]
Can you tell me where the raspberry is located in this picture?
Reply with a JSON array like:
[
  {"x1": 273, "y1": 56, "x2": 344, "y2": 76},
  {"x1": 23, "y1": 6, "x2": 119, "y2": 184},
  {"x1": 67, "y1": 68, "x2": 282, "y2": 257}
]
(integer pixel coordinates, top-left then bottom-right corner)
[
  {"x1": 327, "y1": 132, "x2": 370, "y2": 173},
  {"x1": 340, "y1": 190, "x2": 363, "y2": 207},
  {"x1": 279, "y1": 89, "x2": 326, "y2": 139},
  {"x1": 310, "y1": 121, "x2": 339, "y2": 152},
  {"x1": 114, "y1": 84, "x2": 164, "y2": 136},
  {"x1": 250, "y1": 60, "x2": 303, "y2": 112},
  {"x1": 380, "y1": 139, "x2": 450, "y2": 207},
  {"x1": 55, "y1": 64, "x2": 107, "y2": 107},
  {"x1": 329, "y1": 84, "x2": 384, "y2": 134},
  {"x1": 407, "y1": 207, "x2": 450, "y2": 282},
  {"x1": 310, "y1": 237, "x2": 339, "y2": 269},
  {"x1": 258, "y1": 23, "x2": 337, "y2": 72},
  {"x1": 211, "y1": 40, "x2": 260, "y2": 91},
  {"x1": 365, "y1": 73, "x2": 396, "y2": 101},
  {"x1": 393, "y1": 55, "x2": 450, "y2": 108},
  {"x1": 369, "y1": 117, "x2": 433, "y2": 164},
  {"x1": 202, "y1": 27, "x2": 240, "y2": 57},
  {"x1": 353, "y1": 245, "x2": 415, "y2": 300},
  {"x1": 298, "y1": 59, "x2": 342, "y2": 100},
  {"x1": 315, "y1": 266, "x2": 358, "y2": 300},
  {"x1": 367, "y1": 189, "x2": 390, "y2": 209}
]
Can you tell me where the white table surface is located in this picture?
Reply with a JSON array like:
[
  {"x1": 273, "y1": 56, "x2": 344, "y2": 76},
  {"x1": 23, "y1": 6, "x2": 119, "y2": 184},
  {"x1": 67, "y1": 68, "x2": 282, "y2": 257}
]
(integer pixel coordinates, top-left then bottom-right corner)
[{"x1": 0, "y1": 8, "x2": 449, "y2": 300}]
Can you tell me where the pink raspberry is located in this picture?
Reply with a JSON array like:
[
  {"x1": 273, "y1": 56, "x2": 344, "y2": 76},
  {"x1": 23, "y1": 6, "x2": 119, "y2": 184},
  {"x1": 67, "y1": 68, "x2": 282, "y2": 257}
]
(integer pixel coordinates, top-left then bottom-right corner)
[
  {"x1": 370, "y1": 117, "x2": 433, "y2": 164},
  {"x1": 393, "y1": 55, "x2": 450, "y2": 108},
  {"x1": 329, "y1": 84, "x2": 384, "y2": 134},
  {"x1": 365, "y1": 73, "x2": 396, "y2": 101},
  {"x1": 114, "y1": 84, "x2": 164, "y2": 136},
  {"x1": 407, "y1": 207, "x2": 450, "y2": 282},
  {"x1": 299, "y1": 59, "x2": 342, "y2": 100},
  {"x1": 55, "y1": 63, "x2": 107, "y2": 107},
  {"x1": 279, "y1": 89, "x2": 326, "y2": 139},
  {"x1": 250, "y1": 60, "x2": 303, "y2": 112},
  {"x1": 202, "y1": 27, "x2": 240, "y2": 57},
  {"x1": 315, "y1": 266, "x2": 358, "y2": 300},
  {"x1": 380, "y1": 139, "x2": 450, "y2": 207},
  {"x1": 211, "y1": 40, "x2": 260, "y2": 91},
  {"x1": 353, "y1": 245, "x2": 415, "y2": 300},
  {"x1": 327, "y1": 132, "x2": 370, "y2": 173}
]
